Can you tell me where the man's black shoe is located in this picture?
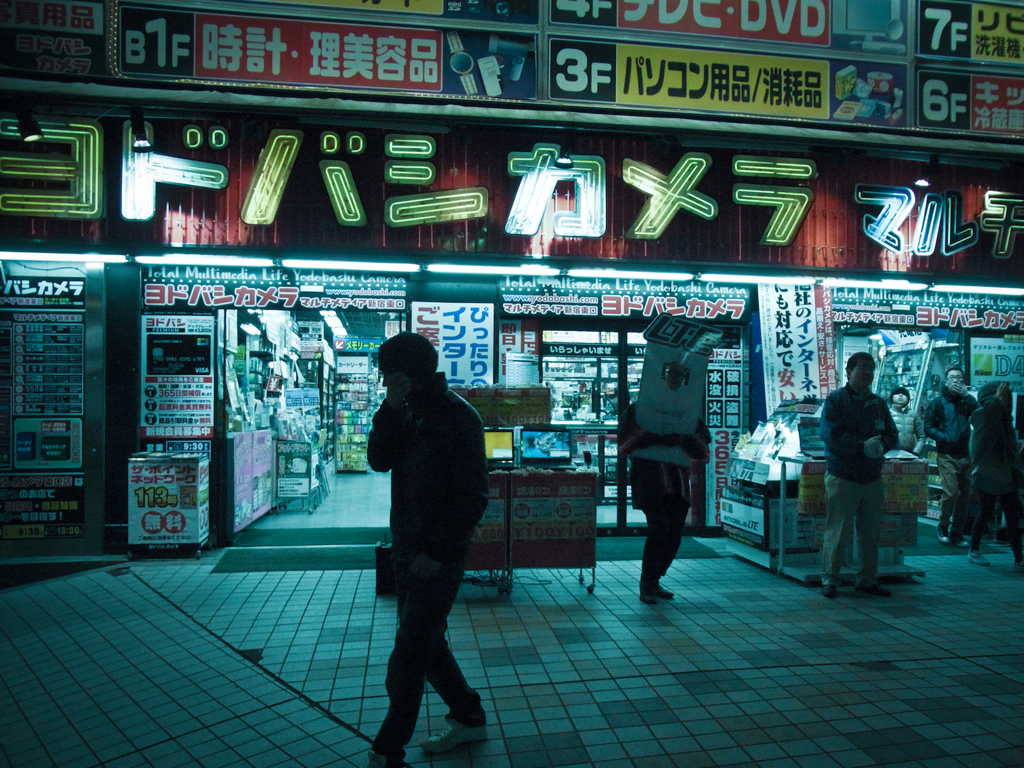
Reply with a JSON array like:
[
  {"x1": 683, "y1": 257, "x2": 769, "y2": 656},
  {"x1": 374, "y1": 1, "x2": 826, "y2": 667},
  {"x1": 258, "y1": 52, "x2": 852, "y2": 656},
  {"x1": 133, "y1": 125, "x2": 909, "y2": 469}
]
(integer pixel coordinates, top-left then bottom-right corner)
[
  {"x1": 821, "y1": 584, "x2": 837, "y2": 598},
  {"x1": 855, "y1": 584, "x2": 891, "y2": 597}
]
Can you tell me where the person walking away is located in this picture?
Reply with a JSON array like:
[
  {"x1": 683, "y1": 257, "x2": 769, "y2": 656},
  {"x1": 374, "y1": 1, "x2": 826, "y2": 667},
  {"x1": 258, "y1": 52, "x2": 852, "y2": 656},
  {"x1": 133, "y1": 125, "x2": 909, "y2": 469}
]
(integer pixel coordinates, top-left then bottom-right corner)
[
  {"x1": 618, "y1": 402, "x2": 712, "y2": 604},
  {"x1": 924, "y1": 366, "x2": 978, "y2": 547},
  {"x1": 966, "y1": 381, "x2": 1024, "y2": 569},
  {"x1": 365, "y1": 332, "x2": 490, "y2": 768},
  {"x1": 890, "y1": 386, "x2": 925, "y2": 456},
  {"x1": 819, "y1": 352, "x2": 900, "y2": 598}
]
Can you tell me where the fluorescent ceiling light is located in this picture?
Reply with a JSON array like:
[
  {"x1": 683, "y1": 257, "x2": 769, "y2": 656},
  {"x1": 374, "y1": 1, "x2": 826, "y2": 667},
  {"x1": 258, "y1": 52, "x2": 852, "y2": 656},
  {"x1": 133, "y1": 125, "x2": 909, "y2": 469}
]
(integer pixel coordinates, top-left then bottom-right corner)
[
  {"x1": 567, "y1": 268, "x2": 694, "y2": 281},
  {"x1": 0, "y1": 251, "x2": 127, "y2": 263},
  {"x1": 869, "y1": 334, "x2": 883, "y2": 340},
  {"x1": 698, "y1": 273, "x2": 816, "y2": 285},
  {"x1": 240, "y1": 323, "x2": 261, "y2": 336},
  {"x1": 823, "y1": 278, "x2": 928, "y2": 291},
  {"x1": 426, "y1": 263, "x2": 560, "y2": 276},
  {"x1": 135, "y1": 255, "x2": 274, "y2": 267},
  {"x1": 929, "y1": 284, "x2": 1024, "y2": 296},
  {"x1": 282, "y1": 259, "x2": 420, "y2": 273}
]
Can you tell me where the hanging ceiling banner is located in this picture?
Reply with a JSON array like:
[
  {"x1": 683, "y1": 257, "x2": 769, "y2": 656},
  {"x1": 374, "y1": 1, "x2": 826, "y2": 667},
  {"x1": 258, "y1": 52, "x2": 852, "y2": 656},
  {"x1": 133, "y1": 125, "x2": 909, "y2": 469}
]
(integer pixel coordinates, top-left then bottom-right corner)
[{"x1": 114, "y1": 4, "x2": 538, "y2": 101}]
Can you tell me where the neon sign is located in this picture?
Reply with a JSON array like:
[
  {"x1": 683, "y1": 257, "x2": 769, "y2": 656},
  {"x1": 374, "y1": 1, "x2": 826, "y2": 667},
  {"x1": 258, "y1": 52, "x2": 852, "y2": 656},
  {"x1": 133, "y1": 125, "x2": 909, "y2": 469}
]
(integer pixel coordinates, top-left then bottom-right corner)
[{"x1": 855, "y1": 185, "x2": 985, "y2": 256}]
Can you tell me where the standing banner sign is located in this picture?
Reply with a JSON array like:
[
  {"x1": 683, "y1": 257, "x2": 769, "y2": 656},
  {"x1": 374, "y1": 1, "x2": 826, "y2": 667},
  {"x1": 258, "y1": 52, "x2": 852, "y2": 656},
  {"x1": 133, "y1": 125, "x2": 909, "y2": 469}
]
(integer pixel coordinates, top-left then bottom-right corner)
[{"x1": 412, "y1": 302, "x2": 494, "y2": 387}]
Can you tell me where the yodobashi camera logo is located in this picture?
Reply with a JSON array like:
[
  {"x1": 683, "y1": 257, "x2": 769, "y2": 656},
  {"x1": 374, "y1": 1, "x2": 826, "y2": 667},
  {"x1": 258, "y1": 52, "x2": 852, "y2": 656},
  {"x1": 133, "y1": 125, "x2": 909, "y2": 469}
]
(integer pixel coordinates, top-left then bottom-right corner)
[{"x1": 973, "y1": 354, "x2": 993, "y2": 377}]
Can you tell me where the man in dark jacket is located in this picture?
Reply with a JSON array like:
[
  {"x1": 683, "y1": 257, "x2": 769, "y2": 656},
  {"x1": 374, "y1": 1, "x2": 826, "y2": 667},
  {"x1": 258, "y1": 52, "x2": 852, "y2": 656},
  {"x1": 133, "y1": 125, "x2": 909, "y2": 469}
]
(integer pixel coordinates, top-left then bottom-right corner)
[
  {"x1": 819, "y1": 352, "x2": 899, "y2": 599},
  {"x1": 365, "y1": 332, "x2": 489, "y2": 768},
  {"x1": 924, "y1": 365, "x2": 979, "y2": 547}
]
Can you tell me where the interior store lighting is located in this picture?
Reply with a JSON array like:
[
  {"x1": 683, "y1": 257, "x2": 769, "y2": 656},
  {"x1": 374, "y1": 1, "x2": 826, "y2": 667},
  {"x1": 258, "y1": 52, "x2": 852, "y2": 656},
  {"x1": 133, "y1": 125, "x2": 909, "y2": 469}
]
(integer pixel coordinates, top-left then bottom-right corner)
[
  {"x1": 567, "y1": 268, "x2": 694, "y2": 281},
  {"x1": 134, "y1": 255, "x2": 275, "y2": 267},
  {"x1": 0, "y1": 251, "x2": 127, "y2": 263},
  {"x1": 822, "y1": 278, "x2": 929, "y2": 291},
  {"x1": 240, "y1": 323, "x2": 261, "y2": 337},
  {"x1": 16, "y1": 111, "x2": 43, "y2": 142},
  {"x1": 698, "y1": 273, "x2": 817, "y2": 285},
  {"x1": 929, "y1": 284, "x2": 1024, "y2": 296},
  {"x1": 281, "y1": 258, "x2": 420, "y2": 273},
  {"x1": 426, "y1": 263, "x2": 560, "y2": 276}
]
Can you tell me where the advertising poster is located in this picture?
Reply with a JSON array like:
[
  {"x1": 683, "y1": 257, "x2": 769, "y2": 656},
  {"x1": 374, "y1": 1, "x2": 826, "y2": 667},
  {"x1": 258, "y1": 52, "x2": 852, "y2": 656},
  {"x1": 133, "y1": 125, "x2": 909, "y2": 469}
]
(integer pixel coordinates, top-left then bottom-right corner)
[
  {"x1": 412, "y1": 301, "x2": 494, "y2": 387},
  {"x1": 548, "y1": 38, "x2": 908, "y2": 128},
  {"x1": 0, "y1": 1, "x2": 105, "y2": 77},
  {"x1": 232, "y1": 431, "x2": 254, "y2": 532},
  {"x1": 0, "y1": 474, "x2": 85, "y2": 540},
  {"x1": 127, "y1": 454, "x2": 210, "y2": 547},
  {"x1": 140, "y1": 315, "x2": 215, "y2": 442},
  {"x1": 970, "y1": 336, "x2": 1024, "y2": 392},
  {"x1": 116, "y1": 4, "x2": 538, "y2": 101},
  {"x1": 705, "y1": 335, "x2": 745, "y2": 527},
  {"x1": 277, "y1": 440, "x2": 313, "y2": 498},
  {"x1": 759, "y1": 283, "x2": 835, "y2": 415}
]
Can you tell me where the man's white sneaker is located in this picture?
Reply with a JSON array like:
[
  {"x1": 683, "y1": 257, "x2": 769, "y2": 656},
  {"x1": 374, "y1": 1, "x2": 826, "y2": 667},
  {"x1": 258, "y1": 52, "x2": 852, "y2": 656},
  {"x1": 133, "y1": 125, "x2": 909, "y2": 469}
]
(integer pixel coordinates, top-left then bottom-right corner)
[
  {"x1": 968, "y1": 550, "x2": 990, "y2": 566},
  {"x1": 366, "y1": 750, "x2": 388, "y2": 768},
  {"x1": 419, "y1": 718, "x2": 488, "y2": 754}
]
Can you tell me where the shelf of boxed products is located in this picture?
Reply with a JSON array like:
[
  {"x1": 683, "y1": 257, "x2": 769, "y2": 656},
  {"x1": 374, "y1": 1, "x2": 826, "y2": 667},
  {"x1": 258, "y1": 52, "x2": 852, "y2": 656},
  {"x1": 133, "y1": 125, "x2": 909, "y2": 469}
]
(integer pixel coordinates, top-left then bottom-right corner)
[{"x1": 334, "y1": 375, "x2": 370, "y2": 472}]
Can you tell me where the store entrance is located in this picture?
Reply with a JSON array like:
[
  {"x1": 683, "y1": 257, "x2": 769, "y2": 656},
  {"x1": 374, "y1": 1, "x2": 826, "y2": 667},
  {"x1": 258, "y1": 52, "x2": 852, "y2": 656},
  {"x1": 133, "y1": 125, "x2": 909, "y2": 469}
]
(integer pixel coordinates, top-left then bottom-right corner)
[{"x1": 225, "y1": 307, "x2": 400, "y2": 546}]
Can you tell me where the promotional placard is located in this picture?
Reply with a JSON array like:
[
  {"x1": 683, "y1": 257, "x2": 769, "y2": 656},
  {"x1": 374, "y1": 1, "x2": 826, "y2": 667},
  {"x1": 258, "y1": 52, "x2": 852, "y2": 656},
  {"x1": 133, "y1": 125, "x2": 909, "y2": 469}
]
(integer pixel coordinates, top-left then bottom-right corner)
[
  {"x1": 127, "y1": 454, "x2": 210, "y2": 548},
  {"x1": 140, "y1": 315, "x2": 215, "y2": 441}
]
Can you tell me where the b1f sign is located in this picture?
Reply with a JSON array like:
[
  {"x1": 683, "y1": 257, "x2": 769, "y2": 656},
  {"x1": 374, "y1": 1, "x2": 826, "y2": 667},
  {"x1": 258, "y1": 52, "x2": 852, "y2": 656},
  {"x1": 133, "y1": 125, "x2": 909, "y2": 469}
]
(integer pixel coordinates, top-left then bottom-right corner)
[{"x1": 970, "y1": 337, "x2": 1024, "y2": 391}]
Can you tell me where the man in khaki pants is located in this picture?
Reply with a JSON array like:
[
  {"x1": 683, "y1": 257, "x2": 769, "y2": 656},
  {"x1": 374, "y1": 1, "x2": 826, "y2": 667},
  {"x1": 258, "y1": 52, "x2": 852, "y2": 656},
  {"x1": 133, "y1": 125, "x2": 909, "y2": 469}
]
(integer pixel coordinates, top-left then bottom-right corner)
[{"x1": 819, "y1": 352, "x2": 900, "y2": 599}]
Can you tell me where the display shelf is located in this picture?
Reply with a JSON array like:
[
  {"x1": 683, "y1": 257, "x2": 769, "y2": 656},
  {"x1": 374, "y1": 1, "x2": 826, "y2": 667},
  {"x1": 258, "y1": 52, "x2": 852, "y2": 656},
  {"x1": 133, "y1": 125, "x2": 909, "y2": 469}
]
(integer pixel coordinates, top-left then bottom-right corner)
[{"x1": 334, "y1": 375, "x2": 371, "y2": 472}]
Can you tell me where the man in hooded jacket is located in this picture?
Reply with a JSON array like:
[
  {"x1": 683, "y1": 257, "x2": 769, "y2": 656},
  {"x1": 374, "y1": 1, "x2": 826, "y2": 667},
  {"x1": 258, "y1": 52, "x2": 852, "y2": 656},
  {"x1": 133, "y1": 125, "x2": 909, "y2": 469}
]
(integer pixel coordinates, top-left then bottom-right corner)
[{"x1": 365, "y1": 332, "x2": 489, "y2": 768}]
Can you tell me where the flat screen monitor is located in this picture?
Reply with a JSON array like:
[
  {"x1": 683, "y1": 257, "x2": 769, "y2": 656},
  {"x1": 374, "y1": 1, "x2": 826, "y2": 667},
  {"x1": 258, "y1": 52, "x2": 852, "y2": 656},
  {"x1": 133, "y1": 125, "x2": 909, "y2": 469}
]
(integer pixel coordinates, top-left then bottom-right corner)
[
  {"x1": 484, "y1": 429, "x2": 515, "y2": 460},
  {"x1": 521, "y1": 430, "x2": 572, "y2": 461},
  {"x1": 833, "y1": 0, "x2": 903, "y2": 49}
]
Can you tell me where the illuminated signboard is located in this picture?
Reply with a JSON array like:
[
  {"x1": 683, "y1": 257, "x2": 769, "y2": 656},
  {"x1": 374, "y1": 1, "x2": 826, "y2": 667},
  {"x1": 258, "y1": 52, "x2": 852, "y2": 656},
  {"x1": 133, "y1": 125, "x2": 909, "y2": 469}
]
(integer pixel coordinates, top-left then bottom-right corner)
[
  {"x1": 917, "y1": 66, "x2": 1024, "y2": 135},
  {"x1": 115, "y1": 4, "x2": 539, "y2": 101},
  {"x1": 918, "y1": 0, "x2": 1024, "y2": 67},
  {"x1": 0, "y1": 0, "x2": 104, "y2": 76},
  {"x1": 547, "y1": 38, "x2": 908, "y2": 128}
]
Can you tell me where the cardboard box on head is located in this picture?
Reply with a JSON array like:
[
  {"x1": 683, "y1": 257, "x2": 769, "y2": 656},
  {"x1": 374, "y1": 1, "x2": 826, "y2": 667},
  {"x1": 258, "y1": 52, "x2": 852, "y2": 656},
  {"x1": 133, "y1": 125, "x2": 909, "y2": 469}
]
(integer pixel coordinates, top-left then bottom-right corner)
[{"x1": 632, "y1": 314, "x2": 723, "y2": 466}]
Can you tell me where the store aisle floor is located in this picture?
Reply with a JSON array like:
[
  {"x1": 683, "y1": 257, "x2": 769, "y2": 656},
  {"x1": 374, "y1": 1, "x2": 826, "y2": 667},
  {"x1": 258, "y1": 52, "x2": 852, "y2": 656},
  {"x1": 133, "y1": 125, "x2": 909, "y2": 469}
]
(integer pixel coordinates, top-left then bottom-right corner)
[{"x1": 4, "y1": 541, "x2": 1024, "y2": 768}]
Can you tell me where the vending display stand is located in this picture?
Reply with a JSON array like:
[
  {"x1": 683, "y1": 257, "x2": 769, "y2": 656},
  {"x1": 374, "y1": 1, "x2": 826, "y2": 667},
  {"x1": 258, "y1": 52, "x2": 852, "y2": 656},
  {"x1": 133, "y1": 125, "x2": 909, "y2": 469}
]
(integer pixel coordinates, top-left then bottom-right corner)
[
  {"x1": 723, "y1": 411, "x2": 926, "y2": 584},
  {"x1": 127, "y1": 452, "x2": 210, "y2": 559}
]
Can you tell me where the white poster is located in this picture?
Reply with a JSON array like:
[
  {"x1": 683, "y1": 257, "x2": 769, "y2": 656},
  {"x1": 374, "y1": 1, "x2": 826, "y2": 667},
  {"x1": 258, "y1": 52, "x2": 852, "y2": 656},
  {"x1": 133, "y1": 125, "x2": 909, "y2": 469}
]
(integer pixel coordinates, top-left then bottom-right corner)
[
  {"x1": 412, "y1": 302, "x2": 494, "y2": 387},
  {"x1": 758, "y1": 283, "x2": 834, "y2": 416}
]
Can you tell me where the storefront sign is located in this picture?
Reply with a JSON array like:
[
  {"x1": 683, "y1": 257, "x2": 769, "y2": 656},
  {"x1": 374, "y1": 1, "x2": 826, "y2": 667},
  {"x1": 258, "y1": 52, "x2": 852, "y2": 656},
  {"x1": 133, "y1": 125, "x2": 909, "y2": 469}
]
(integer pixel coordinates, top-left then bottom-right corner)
[
  {"x1": 705, "y1": 338, "x2": 746, "y2": 528},
  {"x1": 0, "y1": 276, "x2": 87, "y2": 309},
  {"x1": 917, "y1": 66, "x2": 1024, "y2": 136},
  {"x1": 412, "y1": 301, "x2": 494, "y2": 386},
  {"x1": 501, "y1": 275, "x2": 751, "y2": 320},
  {"x1": 243, "y1": 0, "x2": 538, "y2": 23},
  {"x1": 0, "y1": 0, "x2": 104, "y2": 76},
  {"x1": 918, "y1": 0, "x2": 1024, "y2": 68},
  {"x1": 140, "y1": 315, "x2": 215, "y2": 440},
  {"x1": 827, "y1": 286, "x2": 1024, "y2": 330},
  {"x1": 0, "y1": 473, "x2": 85, "y2": 540},
  {"x1": 548, "y1": 38, "x2": 907, "y2": 128},
  {"x1": 115, "y1": 5, "x2": 538, "y2": 101}
]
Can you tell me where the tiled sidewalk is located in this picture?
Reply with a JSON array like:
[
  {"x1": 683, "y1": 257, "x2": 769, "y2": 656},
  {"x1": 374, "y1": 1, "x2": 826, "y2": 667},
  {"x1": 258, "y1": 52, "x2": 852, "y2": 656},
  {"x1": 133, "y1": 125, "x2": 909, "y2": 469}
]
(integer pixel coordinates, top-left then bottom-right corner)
[{"x1": 2, "y1": 544, "x2": 1024, "y2": 768}]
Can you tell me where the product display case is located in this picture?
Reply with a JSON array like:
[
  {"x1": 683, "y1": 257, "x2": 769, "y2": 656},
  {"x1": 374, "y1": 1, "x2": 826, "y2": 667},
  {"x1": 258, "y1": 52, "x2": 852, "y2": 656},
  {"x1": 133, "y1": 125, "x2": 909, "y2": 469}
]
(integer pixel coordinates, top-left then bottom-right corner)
[{"x1": 334, "y1": 374, "x2": 372, "y2": 472}]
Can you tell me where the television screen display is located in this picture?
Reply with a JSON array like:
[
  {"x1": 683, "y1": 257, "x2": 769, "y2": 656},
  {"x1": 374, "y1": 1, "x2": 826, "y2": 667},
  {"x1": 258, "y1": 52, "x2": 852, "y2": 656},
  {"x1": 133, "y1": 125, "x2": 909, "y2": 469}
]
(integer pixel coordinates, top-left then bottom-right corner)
[
  {"x1": 521, "y1": 430, "x2": 571, "y2": 460},
  {"x1": 484, "y1": 430, "x2": 515, "y2": 460}
]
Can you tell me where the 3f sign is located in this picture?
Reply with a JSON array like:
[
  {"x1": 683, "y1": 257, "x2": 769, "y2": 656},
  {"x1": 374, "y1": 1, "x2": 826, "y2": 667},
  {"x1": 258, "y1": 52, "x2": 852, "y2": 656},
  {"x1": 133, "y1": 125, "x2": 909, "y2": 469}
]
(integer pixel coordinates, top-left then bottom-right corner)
[{"x1": 921, "y1": 79, "x2": 967, "y2": 123}]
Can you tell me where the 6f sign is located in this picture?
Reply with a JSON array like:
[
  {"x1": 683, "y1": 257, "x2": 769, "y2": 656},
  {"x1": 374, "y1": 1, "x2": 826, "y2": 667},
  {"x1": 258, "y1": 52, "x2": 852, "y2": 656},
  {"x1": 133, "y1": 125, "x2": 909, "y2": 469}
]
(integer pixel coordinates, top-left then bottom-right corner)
[{"x1": 917, "y1": 71, "x2": 970, "y2": 130}]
